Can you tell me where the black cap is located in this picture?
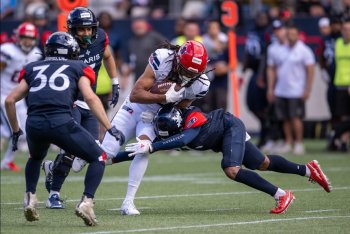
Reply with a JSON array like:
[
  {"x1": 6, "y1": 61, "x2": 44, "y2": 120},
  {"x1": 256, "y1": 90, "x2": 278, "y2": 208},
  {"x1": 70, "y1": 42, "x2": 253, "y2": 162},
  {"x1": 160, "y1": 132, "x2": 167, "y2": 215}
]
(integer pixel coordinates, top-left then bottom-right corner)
[{"x1": 272, "y1": 20, "x2": 284, "y2": 29}]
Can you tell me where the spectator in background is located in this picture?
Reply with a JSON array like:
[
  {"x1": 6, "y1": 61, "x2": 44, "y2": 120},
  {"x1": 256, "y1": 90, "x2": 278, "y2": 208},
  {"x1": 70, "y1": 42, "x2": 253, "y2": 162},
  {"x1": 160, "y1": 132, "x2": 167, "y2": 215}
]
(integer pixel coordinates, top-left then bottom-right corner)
[
  {"x1": 1, "y1": 0, "x2": 17, "y2": 20},
  {"x1": 241, "y1": 11, "x2": 270, "y2": 148},
  {"x1": 318, "y1": 16, "x2": 342, "y2": 151},
  {"x1": 171, "y1": 20, "x2": 202, "y2": 46},
  {"x1": 318, "y1": 17, "x2": 331, "y2": 37},
  {"x1": 126, "y1": 17, "x2": 165, "y2": 81},
  {"x1": 195, "y1": 19, "x2": 229, "y2": 112},
  {"x1": 267, "y1": 24, "x2": 315, "y2": 155},
  {"x1": 330, "y1": 17, "x2": 350, "y2": 152},
  {"x1": 31, "y1": 6, "x2": 53, "y2": 52}
]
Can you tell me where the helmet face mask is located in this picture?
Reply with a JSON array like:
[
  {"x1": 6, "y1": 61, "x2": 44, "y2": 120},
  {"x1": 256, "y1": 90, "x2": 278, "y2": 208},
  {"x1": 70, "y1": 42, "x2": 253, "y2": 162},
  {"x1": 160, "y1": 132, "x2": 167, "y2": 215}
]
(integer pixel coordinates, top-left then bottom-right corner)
[
  {"x1": 44, "y1": 32, "x2": 80, "y2": 59},
  {"x1": 154, "y1": 106, "x2": 183, "y2": 138},
  {"x1": 67, "y1": 7, "x2": 98, "y2": 46}
]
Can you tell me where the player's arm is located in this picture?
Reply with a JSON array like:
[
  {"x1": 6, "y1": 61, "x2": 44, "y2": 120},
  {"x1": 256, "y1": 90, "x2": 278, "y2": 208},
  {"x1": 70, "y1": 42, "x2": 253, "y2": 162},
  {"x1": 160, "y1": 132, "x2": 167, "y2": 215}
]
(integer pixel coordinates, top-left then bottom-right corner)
[
  {"x1": 129, "y1": 64, "x2": 167, "y2": 104},
  {"x1": 5, "y1": 79, "x2": 29, "y2": 132},
  {"x1": 0, "y1": 61, "x2": 6, "y2": 71},
  {"x1": 303, "y1": 64, "x2": 315, "y2": 101},
  {"x1": 78, "y1": 76, "x2": 112, "y2": 130},
  {"x1": 266, "y1": 64, "x2": 276, "y2": 103},
  {"x1": 176, "y1": 99, "x2": 193, "y2": 108},
  {"x1": 103, "y1": 45, "x2": 119, "y2": 80}
]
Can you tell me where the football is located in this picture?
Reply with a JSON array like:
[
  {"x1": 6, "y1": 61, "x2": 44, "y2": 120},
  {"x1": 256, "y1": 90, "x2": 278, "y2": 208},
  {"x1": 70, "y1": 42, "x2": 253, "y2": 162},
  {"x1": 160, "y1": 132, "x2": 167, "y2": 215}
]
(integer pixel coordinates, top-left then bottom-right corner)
[{"x1": 149, "y1": 80, "x2": 182, "y2": 94}]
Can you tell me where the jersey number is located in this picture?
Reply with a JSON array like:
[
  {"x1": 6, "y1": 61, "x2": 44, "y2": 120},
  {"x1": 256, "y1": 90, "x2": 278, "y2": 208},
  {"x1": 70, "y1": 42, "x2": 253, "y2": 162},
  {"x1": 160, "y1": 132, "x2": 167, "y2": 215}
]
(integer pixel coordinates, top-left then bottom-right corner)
[{"x1": 30, "y1": 65, "x2": 70, "y2": 92}]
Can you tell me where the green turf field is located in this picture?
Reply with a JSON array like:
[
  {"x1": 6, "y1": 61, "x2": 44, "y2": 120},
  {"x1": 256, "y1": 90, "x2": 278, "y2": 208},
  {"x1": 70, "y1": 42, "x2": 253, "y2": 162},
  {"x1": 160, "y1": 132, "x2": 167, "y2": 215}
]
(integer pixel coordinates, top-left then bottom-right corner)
[{"x1": 1, "y1": 140, "x2": 350, "y2": 234}]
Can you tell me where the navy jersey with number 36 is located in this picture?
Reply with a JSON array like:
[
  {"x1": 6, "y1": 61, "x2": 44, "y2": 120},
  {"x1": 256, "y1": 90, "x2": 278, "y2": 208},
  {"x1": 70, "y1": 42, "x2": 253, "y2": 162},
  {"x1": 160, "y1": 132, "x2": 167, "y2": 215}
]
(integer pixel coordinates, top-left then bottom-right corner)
[{"x1": 18, "y1": 58, "x2": 95, "y2": 116}]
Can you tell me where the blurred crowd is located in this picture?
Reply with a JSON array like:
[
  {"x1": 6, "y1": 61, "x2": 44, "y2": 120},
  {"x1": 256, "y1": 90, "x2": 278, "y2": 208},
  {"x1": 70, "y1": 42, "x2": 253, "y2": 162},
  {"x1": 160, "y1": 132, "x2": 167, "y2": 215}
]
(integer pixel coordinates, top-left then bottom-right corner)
[{"x1": 1, "y1": 0, "x2": 350, "y2": 158}]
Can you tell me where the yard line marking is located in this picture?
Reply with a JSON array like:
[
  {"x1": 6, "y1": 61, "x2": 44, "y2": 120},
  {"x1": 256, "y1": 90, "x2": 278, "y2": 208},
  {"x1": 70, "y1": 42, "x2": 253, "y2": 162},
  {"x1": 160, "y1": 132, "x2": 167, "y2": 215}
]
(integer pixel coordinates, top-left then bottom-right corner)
[
  {"x1": 2, "y1": 186, "x2": 350, "y2": 206},
  {"x1": 106, "y1": 207, "x2": 152, "y2": 211},
  {"x1": 79, "y1": 215, "x2": 350, "y2": 234},
  {"x1": 204, "y1": 208, "x2": 241, "y2": 212},
  {"x1": 305, "y1": 209, "x2": 340, "y2": 213}
]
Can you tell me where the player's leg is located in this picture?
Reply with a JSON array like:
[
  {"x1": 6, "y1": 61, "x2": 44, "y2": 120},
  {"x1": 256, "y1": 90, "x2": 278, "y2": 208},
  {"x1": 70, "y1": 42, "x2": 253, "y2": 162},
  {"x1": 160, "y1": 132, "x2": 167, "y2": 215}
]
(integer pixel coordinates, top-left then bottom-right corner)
[
  {"x1": 121, "y1": 120, "x2": 156, "y2": 216},
  {"x1": 52, "y1": 119, "x2": 106, "y2": 226},
  {"x1": 23, "y1": 119, "x2": 52, "y2": 222},
  {"x1": 222, "y1": 115, "x2": 294, "y2": 214}
]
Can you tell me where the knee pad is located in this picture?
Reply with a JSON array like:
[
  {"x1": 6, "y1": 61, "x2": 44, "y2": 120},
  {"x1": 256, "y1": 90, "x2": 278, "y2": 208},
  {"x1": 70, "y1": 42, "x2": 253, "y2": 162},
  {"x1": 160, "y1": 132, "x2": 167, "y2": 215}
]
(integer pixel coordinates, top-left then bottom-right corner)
[{"x1": 52, "y1": 153, "x2": 74, "y2": 177}]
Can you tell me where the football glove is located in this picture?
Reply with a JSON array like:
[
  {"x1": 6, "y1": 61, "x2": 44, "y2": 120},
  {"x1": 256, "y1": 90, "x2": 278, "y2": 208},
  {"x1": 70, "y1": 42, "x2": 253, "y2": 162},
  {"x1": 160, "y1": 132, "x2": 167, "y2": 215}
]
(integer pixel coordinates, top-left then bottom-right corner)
[
  {"x1": 165, "y1": 83, "x2": 185, "y2": 103},
  {"x1": 12, "y1": 128, "x2": 23, "y2": 151},
  {"x1": 110, "y1": 78, "x2": 120, "y2": 108},
  {"x1": 108, "y1": 126, "x2": 125, "y2": 146},
  {"x1": 125, "y1": 137, "x2": 153, "y2": 156}
]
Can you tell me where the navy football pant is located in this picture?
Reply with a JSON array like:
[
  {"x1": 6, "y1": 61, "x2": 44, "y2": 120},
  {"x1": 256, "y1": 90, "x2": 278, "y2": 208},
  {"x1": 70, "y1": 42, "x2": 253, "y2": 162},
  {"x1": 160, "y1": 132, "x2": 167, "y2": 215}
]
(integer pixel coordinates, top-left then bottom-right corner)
[{"x1": 25, "y1": 116, "x2": 105, "y2": 197}]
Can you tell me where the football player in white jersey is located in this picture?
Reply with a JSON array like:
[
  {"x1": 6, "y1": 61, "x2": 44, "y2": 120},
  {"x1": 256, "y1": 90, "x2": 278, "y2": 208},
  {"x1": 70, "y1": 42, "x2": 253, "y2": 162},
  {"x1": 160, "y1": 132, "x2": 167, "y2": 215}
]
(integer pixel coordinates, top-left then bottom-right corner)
[
  {"x1": 73, "y1": 40, "x2": 210, "y2": 215},
  {"x1": 0, "y1": 22, "x2": 42, "y2": 171}
]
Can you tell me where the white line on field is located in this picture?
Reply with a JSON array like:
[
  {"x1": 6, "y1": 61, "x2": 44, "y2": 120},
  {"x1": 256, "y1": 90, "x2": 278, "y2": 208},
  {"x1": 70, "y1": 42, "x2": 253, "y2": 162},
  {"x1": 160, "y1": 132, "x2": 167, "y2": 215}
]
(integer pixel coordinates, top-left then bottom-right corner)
[
  {"x1": 78, "y1": 215, "x2": 350, "y2": 234},
  {"x1": 2, "y1": 186, "x2": 350, "y2": 206},
  {"x1": 305, "y1": 209, "x2": 340, "y2": 213}
]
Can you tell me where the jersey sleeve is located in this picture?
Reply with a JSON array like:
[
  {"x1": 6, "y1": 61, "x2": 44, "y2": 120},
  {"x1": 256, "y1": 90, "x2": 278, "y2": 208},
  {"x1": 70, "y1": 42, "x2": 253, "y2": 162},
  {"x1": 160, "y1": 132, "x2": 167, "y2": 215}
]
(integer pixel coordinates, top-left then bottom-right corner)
[
  {"x1": 303, "y1": 45, "x2": 316, "y2": 66},
  {"x1": 104, "y1": 31, "x2": 109, "y2": 49},
  {"x1": 0, "y1": 44, "x2": 12, "y2": 64},
  {"x1": 148, "y1": 50, "x2": 162, "y2": 71},
  {"x1": 82, "y1": 65, "x2": 96, "y2": 85},
  {"x1": 183, "y1": 75, "x2": 210, "y2": 100},
  {"x1": 17, "y1": 68, "x2": 26, "y2": 83},
  {"x1": 183, "y1": 111, "x2": 207, "y2": 130}
]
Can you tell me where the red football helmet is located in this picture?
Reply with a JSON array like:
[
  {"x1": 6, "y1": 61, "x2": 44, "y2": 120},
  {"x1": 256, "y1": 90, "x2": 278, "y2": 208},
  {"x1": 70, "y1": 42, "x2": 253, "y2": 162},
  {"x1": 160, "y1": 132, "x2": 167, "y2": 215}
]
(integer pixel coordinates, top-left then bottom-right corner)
[
  {"x1": 15, "y1": 22, "x2": 38, "y2": 53},
  {"x1": 177, "y1": 40, "x2": 208, "y2": 86}
]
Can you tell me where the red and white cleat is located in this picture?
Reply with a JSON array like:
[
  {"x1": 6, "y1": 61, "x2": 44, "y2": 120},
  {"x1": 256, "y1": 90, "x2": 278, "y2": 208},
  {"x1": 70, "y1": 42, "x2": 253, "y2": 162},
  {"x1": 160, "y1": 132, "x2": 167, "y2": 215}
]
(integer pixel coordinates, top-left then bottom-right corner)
[
  {"x1": 1, "y1": 161, "x2": 21, "y2": 172},
  {"x1": 270, "y1": 190, "x2": 295, "y2": 214},
  {"x1": 307, "y1": 160, "x2": 332, "y2": 193}
]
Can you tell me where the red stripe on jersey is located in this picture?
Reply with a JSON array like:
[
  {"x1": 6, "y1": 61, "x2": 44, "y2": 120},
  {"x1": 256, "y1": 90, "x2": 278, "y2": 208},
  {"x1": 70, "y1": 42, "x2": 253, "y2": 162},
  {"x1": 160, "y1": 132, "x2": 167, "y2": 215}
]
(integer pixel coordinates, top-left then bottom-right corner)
[
  {"x1": 183, "y1": 112, "x2": 207, "y2": 129},
  {"x1": 104, "y1": 32, "x2": 109, "y2": 49},
  {"x1": 17, "y1": 68, "x2": 26, "y2": 82},
  {"x1": 83, "y1": 66, "x2": 96, "y2": 85}
]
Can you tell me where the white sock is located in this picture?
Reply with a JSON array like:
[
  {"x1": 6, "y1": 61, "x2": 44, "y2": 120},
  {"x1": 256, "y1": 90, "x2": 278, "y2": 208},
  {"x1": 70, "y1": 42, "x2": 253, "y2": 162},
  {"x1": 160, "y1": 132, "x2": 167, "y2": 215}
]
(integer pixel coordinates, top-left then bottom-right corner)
[
  {"x1": 305, "y1": 166, "x2": 311, "y2": 177},
  {"x1": 124, "y1": 153, "x2": 149, "y2": 202},
  {"x1": 273, "y1": 188, "x2": 286, "y2": 200},
  {"x1": 49, "y1": 191, "x2": 60, "y2": 197},
  {"x1": 1, "y1": 140, "x2": 16, "y2": 164}
]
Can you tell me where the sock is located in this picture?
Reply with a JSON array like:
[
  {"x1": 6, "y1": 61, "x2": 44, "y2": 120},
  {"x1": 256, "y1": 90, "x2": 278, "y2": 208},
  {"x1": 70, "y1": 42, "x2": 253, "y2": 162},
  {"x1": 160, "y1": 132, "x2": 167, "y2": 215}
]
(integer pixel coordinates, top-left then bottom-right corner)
[
  {"x1": 124, "y1": 154, "x2": 149, "y2": 201},
  {"x1": 234, "y1": 168, "x2": 278, "y2": 197},
  {"x1": 273, "y1": 188, "x2": 286, "y2": 200},
  {"x1": 1, "y1": 139, "x2": 15, "y2": 164},
  {"x1": 25, "y1": 158, "x2": 42, "y2": 194},
  {"x1": 49, "y1": 191, "x2": 59, "y2": 197},
  {"x1": 83, "y1": 161, "x2": 105, "y2": 199},
  {"x1": 267, "y1": 155, "x2": 306, "y2": 176},
  {"x1": 305, "y1": 166, "x2": 311, "y2": 177}
]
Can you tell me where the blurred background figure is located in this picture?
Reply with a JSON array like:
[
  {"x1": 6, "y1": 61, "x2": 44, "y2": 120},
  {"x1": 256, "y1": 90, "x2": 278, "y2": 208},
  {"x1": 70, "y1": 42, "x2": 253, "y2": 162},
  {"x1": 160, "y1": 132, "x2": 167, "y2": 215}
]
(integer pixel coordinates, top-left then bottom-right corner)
[
  {"x1": 328, "y1": 17, "x2": 350, "y2": 152},
  {"x1": 0, "y1": 22, "x2": 42, "y2": 171},
  {"x1": 194, "y1": 19, "x2": 228, "y2": 112},
  {"x1": 241, "y1": 11, "x2": 270, "y2": 148},
  {"x1": 171, "y1": 20, "x2": 202, "y2": 45},
  {"x1": 267, "y1": 24, "x2": 315, "y2": 155},
  {"x1": 31, "y1": 5, "x2": 53, "y2": 52},
  {"x1": 126, "y1": 17, "x2": 165, "y2": 81}
]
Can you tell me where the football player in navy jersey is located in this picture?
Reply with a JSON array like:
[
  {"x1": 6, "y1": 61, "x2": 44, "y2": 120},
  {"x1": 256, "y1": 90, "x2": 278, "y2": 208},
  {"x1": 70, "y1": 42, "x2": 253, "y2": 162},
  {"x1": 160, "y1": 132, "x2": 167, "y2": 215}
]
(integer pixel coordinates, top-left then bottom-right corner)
[
  {"x1": 41, "y1": 7, "x2": 122, "y2": 209},
  {"x1": 123, "y1": 105, "x2": 332, "y2": 214},
  {"x1": 5, "y1": 32, "x2": 122, "y2": 226}
]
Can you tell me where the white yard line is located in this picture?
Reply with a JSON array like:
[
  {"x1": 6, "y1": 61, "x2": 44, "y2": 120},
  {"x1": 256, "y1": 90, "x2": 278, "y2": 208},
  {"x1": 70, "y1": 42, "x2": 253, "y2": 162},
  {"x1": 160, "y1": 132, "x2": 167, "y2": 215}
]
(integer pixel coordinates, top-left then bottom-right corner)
[
  {"x1": 79, "y1": 215, "x2": 350, "y2": 234},
  {"x1": 2, "y1": 186, "x2": 350, "y2": 206},
  {"x1": 305, "y1": 209, "x2": 340, "y2": 213}
]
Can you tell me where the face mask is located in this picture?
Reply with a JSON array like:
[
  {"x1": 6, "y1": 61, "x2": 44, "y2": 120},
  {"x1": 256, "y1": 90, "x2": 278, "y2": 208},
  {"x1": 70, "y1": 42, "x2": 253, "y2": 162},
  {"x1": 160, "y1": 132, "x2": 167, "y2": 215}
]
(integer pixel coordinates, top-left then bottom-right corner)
[{"x1": 81, "y1": 35, "x2": 92, "y2": 45}]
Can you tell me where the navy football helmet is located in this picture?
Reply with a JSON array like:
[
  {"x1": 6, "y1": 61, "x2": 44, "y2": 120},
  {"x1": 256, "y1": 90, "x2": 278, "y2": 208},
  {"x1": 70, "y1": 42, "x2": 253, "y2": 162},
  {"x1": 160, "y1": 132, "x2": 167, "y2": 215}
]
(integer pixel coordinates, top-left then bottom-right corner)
[
  {"x1": 44, "y1": 32, "x2": 80, "y2": 59},
  {"x1": 154, "y1": 105, "x2": 184, "y2": 138},
  {"x1": 67, "y1": 7, "x2": 98, "y2": 45}
]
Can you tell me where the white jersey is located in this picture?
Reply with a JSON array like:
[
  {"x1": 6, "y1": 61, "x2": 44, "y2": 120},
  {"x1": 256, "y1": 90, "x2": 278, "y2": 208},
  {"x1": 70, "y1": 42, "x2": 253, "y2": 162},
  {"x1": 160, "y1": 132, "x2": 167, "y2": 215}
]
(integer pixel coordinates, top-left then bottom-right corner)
[
  {"x1": 125, "y1": 48, "x2": 211, "y2": 114},
  {"x1": 0, "y1": 42, "x2": 42, "y2": 96}
]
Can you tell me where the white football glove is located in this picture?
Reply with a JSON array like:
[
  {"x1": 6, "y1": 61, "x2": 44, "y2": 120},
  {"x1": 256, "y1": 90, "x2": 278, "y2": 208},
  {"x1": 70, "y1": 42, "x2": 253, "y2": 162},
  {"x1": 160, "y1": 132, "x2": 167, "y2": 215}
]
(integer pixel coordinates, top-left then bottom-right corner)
[
  {"x1": 165, "y1": 83, "x2": 185, "y2": 103},
  {"x1": 125, "y1": 137, "x2": 153, "y2": 156},
  {"x1": 141, "y1": 110, "x2": 155, "y2": 123}
]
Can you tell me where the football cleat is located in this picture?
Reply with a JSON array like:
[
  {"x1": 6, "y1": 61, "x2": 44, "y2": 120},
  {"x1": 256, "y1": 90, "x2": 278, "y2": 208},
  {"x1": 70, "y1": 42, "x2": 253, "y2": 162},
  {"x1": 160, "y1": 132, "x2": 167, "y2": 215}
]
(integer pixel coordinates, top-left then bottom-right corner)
[
  {"x1": 41, "y1": 160, "x2": 53, "y2": 193},
  {"x1": 120, "y1": 200, "x2": 140, "y2": 216},
  {"x1": 307, "y1": 160, "x2": 332, "y2": 193},
  {"x1": 1, "y1": 161, "x2": 21, "y2": 172},
  {"x1": 23, "y1": 192, "x2": 39, "y2": 222},
  {"x1": 46, "y1": 194, "x2": 64, "y2": 209},
  {"x1": 270, "y1": 190, "x2": 295, "y2": 214},
  {"x1": 75, "y1": 196, "x2": 97, "y2": 226},
  {"x1": 72, "y1": 157, "x2": 87, "y2": 173}
]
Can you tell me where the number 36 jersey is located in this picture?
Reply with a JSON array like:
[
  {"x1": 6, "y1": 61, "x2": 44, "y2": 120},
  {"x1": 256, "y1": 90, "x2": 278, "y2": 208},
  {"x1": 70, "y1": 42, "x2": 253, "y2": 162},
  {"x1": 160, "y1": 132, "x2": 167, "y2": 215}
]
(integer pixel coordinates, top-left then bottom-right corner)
[
  {"x1": 0, "y1": 42, "x2": 42, "y2": 97},
  {"x1": 18, "y1": 57, "x2": 95, "y2": 116}
]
